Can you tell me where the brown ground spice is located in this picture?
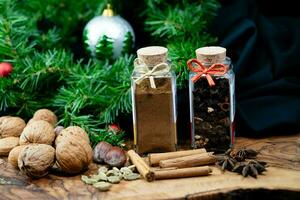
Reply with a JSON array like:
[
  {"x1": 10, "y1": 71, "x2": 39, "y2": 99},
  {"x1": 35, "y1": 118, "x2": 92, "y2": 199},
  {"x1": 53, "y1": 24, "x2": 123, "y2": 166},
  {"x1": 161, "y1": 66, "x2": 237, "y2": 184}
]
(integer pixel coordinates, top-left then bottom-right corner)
[{"x1": 134, "y1": 77, "x2": 176, "y2": 154}]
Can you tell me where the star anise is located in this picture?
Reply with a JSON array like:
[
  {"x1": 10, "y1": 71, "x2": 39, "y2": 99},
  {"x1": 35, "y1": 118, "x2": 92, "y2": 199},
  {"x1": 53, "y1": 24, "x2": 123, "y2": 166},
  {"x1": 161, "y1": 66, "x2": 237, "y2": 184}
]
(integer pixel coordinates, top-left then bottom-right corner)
[
  {"x1": 232, "y1": 160, "x2": 267, "y2": 178},
  {"x1": 231, "y1": 148, "x2": 258, "y2": 161},
  {"x1": 216, "y1": 151, "x2": 237, "y2": 171}
]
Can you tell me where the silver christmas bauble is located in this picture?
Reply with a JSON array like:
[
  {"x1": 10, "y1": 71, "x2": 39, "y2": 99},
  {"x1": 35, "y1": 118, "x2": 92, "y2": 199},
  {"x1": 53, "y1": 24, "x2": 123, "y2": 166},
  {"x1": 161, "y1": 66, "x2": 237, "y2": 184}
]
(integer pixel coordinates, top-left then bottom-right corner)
[{"x1": 83, "y1": 7, "x2": 135, "y2": 59}]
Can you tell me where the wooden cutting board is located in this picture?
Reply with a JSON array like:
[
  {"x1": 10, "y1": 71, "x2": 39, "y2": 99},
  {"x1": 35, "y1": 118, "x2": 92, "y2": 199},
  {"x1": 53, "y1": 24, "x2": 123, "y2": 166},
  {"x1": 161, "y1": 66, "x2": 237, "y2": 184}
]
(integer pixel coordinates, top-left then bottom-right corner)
[{"x1": 0, "y1": 134, "x2": 300, "y2": 200}]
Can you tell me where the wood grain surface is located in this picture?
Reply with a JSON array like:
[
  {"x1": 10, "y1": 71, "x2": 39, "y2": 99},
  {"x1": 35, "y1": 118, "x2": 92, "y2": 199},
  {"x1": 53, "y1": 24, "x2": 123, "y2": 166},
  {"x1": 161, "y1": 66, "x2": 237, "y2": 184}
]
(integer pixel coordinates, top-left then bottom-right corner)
[{"x1": 0, "y1": 134, "x2": 300, "y2": 200}]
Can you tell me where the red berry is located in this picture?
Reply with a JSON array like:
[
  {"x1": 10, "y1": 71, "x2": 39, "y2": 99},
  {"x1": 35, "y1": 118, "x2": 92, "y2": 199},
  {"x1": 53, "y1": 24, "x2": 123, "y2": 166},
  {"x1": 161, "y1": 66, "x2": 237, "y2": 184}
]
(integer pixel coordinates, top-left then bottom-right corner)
[
  {"x1": 0, "y1": 62, "x2": 13, "y2": 77},
  {"x1": 108, "y1": 124, "x2": 121, "y2": 133}
]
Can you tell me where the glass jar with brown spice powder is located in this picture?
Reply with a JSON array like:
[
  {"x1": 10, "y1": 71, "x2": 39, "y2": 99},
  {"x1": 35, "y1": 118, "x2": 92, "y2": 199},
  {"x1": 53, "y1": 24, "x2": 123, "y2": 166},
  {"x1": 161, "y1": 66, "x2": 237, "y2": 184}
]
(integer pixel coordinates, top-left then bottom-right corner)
[{"x1": 131, "y1": 46, "x2": 177, "y2": 154}]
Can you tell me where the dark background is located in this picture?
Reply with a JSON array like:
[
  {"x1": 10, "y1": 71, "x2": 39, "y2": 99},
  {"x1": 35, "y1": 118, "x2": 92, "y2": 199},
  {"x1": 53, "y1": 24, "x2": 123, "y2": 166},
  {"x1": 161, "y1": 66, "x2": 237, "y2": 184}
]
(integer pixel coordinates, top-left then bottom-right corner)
[{"x1": 210, "y1": 0, "x2": 300, "y2": 137}]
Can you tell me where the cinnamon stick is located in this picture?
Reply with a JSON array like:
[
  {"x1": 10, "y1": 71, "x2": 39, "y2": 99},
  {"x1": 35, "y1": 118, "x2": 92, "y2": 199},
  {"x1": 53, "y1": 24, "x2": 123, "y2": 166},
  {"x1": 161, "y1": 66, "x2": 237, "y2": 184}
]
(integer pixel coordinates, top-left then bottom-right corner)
[
  {"x1": 149, "y1": 148, "x2": 206, "y2": 166},
  {"x1": 159, "y1": 152, "x2": 216, "y2": 168},
  {"x1": 154, "y1": 166, "x2": 212, "y2": 180},
  {"x1": 127, "y1": 150, "x2": 155, "y2": 182}
]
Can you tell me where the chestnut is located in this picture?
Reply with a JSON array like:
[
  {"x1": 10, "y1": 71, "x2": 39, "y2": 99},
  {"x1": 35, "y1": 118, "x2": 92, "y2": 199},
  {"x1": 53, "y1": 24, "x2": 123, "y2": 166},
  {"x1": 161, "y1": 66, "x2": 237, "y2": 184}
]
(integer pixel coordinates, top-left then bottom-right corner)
[
  {"x1": 93, "y1": 141, "x2": 113, "y2": 163},
  {"x1": 104, "y1": 147, "x2": 127, "y2": 167}
]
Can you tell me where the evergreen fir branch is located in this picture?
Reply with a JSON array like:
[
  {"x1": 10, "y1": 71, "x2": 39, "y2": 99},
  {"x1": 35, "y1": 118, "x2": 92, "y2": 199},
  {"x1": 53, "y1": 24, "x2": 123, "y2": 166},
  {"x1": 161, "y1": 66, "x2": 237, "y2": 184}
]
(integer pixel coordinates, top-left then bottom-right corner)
[
  {"x1": 53, "y1": 55, "x2": 134, "y2": 125},
  {"x1": 0, "y1": 88, "x2": 17, "y2": 112},
  {"x1": 144, "y1": 0, "x2": 220, "y2": 88},
  {"x1": 0, "y1": 0, "x2": 36, "y2": 60},
  {"x1": 100, "y1": 86, "x2": 132, "y2": 123},
  {"x1": 145, "y1": 0, "x2": 219, "y2": 40},
  {"x1": 18, "y1": 50, "x2": 73, "y2": 91},
  {"x1": 34, "y1": 28, "x2": 61, "y2": 50},
  {"x1": 21, "y1": 0, "x2": 103, "y2": 47}
]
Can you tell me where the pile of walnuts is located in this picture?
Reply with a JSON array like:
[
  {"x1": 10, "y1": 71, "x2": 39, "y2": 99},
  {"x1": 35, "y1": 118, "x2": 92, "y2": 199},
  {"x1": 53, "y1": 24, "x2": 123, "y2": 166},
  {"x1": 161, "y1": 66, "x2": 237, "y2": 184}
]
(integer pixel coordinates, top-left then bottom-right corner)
[{"x1": 0, "y1": 109, "x2": 92, "y2": 178}]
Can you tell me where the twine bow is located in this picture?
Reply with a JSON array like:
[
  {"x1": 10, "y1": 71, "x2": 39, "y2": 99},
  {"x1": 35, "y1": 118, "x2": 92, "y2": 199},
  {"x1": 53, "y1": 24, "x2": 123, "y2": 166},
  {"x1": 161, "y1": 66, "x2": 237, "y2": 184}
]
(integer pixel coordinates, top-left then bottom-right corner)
[
  {"x1": 187, "y1": 59, "x2": 227, "y2": 87},
  {"x1": 133, "y1": 58, "x2": 170, "y2": 88}
]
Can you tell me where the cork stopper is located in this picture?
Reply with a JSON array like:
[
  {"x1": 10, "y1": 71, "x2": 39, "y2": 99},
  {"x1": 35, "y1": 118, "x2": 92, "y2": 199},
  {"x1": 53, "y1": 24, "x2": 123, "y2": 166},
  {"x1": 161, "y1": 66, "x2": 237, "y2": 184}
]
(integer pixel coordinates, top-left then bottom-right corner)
[
  {"x1": 137, "y1": 46, "x2": 168, "y2": 67},
  {"x1": 196, "y1": 46, "x2": 226, "y2": 65}
]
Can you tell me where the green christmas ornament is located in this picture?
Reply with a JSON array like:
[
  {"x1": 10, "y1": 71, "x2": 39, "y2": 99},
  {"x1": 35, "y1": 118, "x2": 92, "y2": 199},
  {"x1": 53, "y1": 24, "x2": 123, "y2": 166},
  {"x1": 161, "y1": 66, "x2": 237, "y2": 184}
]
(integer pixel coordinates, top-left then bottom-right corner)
[{"x1": 83, "y1": 4, "x2": 135, "y2": 60}]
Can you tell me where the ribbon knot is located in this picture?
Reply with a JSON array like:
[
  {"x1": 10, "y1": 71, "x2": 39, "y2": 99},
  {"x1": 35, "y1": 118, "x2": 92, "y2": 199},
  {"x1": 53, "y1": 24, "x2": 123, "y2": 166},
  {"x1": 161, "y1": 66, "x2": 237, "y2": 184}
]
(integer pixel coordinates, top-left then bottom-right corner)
[
  {"x1": 133, "y1": 58, "x2": 170, "y2": 88},
  {"x1": 187, "y1": 59, "x2": 227, "y2": 87}
]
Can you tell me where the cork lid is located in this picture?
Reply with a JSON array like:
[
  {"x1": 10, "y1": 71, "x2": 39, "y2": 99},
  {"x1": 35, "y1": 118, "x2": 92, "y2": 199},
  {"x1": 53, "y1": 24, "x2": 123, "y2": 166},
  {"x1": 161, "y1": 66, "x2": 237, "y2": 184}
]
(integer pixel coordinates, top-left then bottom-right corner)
[
  {"x1": 196, "y1": 46, "x2": 226, "y2": 64},
  {"x1": 137, "y1": 46, "x2": 168, "y2": 67}
]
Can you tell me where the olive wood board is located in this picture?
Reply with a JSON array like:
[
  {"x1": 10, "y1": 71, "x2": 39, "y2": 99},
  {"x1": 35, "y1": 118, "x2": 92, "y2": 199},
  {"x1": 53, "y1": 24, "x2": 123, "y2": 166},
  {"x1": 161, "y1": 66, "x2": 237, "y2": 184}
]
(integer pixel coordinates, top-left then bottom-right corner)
[{"x1": 0, "y1": 134, "x2": 300, "y2": 200}]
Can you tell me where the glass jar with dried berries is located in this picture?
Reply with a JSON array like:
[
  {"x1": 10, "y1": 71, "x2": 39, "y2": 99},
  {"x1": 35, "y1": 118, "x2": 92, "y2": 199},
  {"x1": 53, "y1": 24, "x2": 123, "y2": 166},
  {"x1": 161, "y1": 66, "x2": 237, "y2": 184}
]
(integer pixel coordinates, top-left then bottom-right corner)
[{"x1": 187, "y1": 46, "x2": 235, "y2": 153}]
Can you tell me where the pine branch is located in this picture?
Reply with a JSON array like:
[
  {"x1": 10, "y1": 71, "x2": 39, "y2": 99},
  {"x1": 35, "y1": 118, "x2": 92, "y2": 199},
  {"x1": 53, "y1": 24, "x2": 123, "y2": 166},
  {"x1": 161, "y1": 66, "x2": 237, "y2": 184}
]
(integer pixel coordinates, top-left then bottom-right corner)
[
  {"x1": 0, "y1": 0, "x2": 36, "y2": 61},
  {"x1": 100, "y1": 86, "x2": 132, "y2": 123},
  {"x1": 144, "y1": 0, "x2": 220, "y2": 88}
]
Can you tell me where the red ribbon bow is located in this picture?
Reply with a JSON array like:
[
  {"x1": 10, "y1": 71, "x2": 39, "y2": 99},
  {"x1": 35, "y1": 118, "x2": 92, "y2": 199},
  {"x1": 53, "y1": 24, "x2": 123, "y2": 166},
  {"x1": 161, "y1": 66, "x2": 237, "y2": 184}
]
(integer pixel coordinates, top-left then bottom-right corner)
[{"x1": 187, "y1": 59, "x2": 228, "y2": 87}]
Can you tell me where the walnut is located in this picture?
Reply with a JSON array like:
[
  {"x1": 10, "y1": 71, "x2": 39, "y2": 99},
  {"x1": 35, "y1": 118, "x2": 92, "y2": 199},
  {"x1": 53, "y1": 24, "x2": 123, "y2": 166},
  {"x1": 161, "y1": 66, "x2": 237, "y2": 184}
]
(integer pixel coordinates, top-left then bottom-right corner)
[
  {"x1": 55, "y1": 126, "x2": 90, "y2": 146},
  {"x1": 18, "y1": 144, "x2": 55, "y2": 178},
  {"x1": 0, "y1": 137, "x2": 19, "y2": 156},
  {"x1": 27, "y1": 118, "x2": 39, "y2": 126},
  {"x1": 0, "y1": 116, "x2": 26, "y2": 138},
  {"x1": 56, "y1": 137, "x2": 92, "y2": 174},
  {"x1": 8, "y1": 145, "x2": 27, "y2": 168},
  {"x1": 32, "y1": 109, "x2": 57, "y2": 126},
  {"x1": 19, "y1": 120, "x2": 55, "y2": 145}
]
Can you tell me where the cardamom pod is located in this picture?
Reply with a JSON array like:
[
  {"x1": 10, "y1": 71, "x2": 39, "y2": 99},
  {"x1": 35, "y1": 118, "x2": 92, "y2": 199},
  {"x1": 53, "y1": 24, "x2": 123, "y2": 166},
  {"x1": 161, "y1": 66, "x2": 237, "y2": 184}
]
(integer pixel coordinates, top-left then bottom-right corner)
[
  {"x1": 123, "y1": 173, "x2": 140, "y2": 181},
  {"x1": 107, "y1": 175, "x2": 121, "y2": 184},
  {"x1": 112, "y1": 167, "x2": 120, "y2": 173},
  {"x1": 106, "y1": 170, "x2": 115, "y2": 176},
  {"x1": 98, "y1": 166, "x2": 108, "y2": 174},
  {"x1": 120, "y1": 167, "x2": 132, "y2": 175},
  {"x1": 81, "y1": 175, "x2": 98, "y2": 184},
  {"x1": 91, "y1": 172, "x2": 107, "y2": 181},
  {"x1": 93, "y1": 181, "x2": 112, "y2": 191}
]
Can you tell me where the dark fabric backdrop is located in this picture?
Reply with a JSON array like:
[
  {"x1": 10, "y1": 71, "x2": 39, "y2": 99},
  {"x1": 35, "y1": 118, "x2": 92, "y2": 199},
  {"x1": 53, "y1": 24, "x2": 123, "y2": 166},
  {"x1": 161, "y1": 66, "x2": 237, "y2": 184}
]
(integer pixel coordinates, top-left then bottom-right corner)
[{"x1": 209, "y1": 0, "x2": 300, "y2": 136}]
